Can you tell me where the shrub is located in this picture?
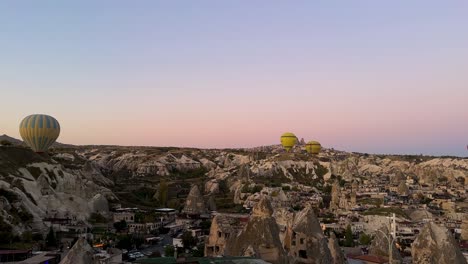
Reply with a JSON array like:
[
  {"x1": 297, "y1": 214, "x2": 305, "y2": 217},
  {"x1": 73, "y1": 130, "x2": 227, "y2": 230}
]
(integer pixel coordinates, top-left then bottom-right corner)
[
  {"x1": 0, "y1": 140, "x2": 12, "y2": 146},
  {"x1": 88, "y1": 212, "x2": 108, "y2": 224}
]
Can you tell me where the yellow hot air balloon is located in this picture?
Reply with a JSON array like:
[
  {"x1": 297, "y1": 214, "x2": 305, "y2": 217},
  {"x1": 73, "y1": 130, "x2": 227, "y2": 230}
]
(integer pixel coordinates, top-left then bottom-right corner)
[
  {"x1": 280, "y1": 132, "x2": 297, "y2": 152},
  {"x1": 306, "y1": 141, "x2": 321, "y2": 155},
  {"x1": 19, "y1": 114, "x2": 60, "y2": 153}
]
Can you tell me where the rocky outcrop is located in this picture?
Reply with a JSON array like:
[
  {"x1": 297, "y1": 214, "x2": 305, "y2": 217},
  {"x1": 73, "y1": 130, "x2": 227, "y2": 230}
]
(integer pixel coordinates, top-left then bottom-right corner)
[
  {"x1": 182, "y1": 185, "x2": 206, "y2": 215},
  {"x1": 205, "y1": 179, "x2": 220, "y2": 194},
  {"x1": 328, "y1": 232, "x2": 345, "y2": 264},
  {"x1": 0, "y1": 147, "x2": 118, "y2": 237},
  {"x1": 412, "y1": 222, "x2": 467, "y2": 264},
  {"x1": 329, "y1": 180, "x2": 340, "y2": 210},
  {"x1": 88, "y1": 194, "x2": 109, "y2": 213},
  {"x1": 206, "y1": 195, "x2": 217, "y2": 212},
  {"x1": 397, "y1": 181, "x2": 409, "y2": 196},
  {"x1": 461, "y1": 218, "x2": 468, "y2": 241},
  {"x1": 60, "y1": 237, "x2": 95, "y2": 264},
  {"x1": 285, "y1": 205, "x2": 332, "y2": 264},
  {"x1": 225, "y1": 197, "x2": 287, "y2": 264}
]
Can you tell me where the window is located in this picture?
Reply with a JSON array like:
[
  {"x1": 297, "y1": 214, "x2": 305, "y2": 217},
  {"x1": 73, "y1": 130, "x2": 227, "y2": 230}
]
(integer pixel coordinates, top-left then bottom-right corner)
[
  {"x1": 299, "y1": 250, "x2": 307, "y2": 258},
  {"x1": 218, "y1": 231, "x2": 222, "y2": 238},
  {"x1": 300, "y1": 238, "x2": 304, "y2": 244},
  {"x1": 207, "y1": 246, "x2": 214, "y2": 254}
]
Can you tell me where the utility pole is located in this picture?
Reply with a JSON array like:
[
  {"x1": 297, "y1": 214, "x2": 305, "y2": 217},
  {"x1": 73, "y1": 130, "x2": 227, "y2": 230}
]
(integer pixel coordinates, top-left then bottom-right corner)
[{"x1": 388, "y1": 213, "x2": 396, "y2": 264}]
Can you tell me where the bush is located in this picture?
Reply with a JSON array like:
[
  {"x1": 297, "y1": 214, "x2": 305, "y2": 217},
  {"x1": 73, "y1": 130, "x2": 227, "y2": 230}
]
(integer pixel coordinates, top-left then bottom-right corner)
[
  {"x1": 88, "y1": 212, "x2": 108, "y2": 224},
  {"x1": 113, "y1": 220, "x2": 127, "y2": 232},
  {"x1": 344, "y1": 225, "x2": 354, "y2": 247},
  {"x1": 46, "y1": 227, "x2": 58, "y2": 247},
  {"x1": 0, "y1": 218, "x2": 13, "y2": 244},
  {"x1": 164, "y1": 245, "x2": 175, "y2": 257},
  {"x1": 0, "y1": 140, "x2": 12, "y2": 146},
  {"x1": 359, "y1": 233, "x2": 372, "y2": 245}
]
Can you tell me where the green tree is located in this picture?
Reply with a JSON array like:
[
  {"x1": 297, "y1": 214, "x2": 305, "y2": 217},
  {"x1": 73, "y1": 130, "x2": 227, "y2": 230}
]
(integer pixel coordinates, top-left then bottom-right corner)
[
  {"x1": 116, "y1": 235, "x2": 132, "y2": 250},
  {"x1": 164, "y1": 245, "x2": 175, "y2": 257},
  {"x1": 88, "y1": 212, "x2": 108, "y2": 223},
  {"x1": 218, "y1": 180, "x2": 229, "y2": 195},
  {"x1": 200, "y1": 220, "x2": 212, "y2": 230},
  {"x1": 323, "y1": 185, "x2": 332, "y2": 194},
  {"x1": 46, "y1": 227, "x2": 58, "y2": 248},
  {"x1": 359, "y1": 232, "x2": 372, "y2": 245},
  {"x1": 182, "y1": 231, "x2": 196, "y2": 249},
  {"x1": 344, "y1": 225, "x2": 354, "y2": 247},
  {"x1": 192, "y1": 243, "x2": 204, "y2": 257},
  {"x1": 0, "y1": 218, "x2": 13, "y2": 244},
  {"x1": 21, "y1": 231, "x2": 33, "y2": 242},
  {"x1": 113, "y1": 220, "x2": 127, "y2": 232},
  {"x1": 159, "y1": 179, "x2": 168, "y2": 207}
]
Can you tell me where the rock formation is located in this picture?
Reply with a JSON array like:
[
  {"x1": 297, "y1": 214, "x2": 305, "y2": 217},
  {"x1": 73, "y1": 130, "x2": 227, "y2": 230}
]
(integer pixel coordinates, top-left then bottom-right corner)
[
  {"x1": 182, "y1": 185, "x2": 206, "y2": 215},
  {"x1": 88, "y1": 193, "x2": 109, "y2": 213},
  {"x1": 397, "y1": 181, "x2": 409, "y2": 196},
  {"x1": 205, "y1": 214, "x2": 243, "y2": 257},
  {"x1": 206, "y1": 195, "x2": 217, "y2": 212},
  {"x1": 60, "y1": 237, "x2": 95, "y2": 264},
  {"x1": 225, "y1": 197, "x2": 287, "y2": 264},
  {"x1": 284, "y1": 205, "x2": 333, "y2": 264},
  {"x1": 328, "y1": 232, "x2": 345, "y2": 264},
  {"x1": 412, "y1": 222, "x2": 467, "y2": 264},
  {"x1": 329, "y1": 180, "x2": 340, "y2": 210},
  {"x1": 461, "y1": 218, "x2": 468, "y2": 241}
]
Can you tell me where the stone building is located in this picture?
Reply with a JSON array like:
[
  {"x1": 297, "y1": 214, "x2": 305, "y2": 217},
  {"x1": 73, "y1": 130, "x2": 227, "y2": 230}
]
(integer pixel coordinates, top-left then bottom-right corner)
[
  {"x1": 205, "y1": 214, "x2": 246, "y2": 257},
  {"x1": 113, "y1": 212, "x2": 134, "y2": 223},
  {"x1": 224, "y1": 197, "x2": 288, "y2": 264},
  {"x1": 284, "y1": 205, "x2": 334, "y2": 264}
]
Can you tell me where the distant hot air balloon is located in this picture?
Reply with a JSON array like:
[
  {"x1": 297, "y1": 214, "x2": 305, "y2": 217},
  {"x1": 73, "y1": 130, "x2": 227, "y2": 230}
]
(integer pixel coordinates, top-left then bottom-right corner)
[
  {"x1": 19, "y1": 114, "x2": 60, "y2": 153},
  {"x1": 305, "y1": 141, "x2": 322, "y2": 155},
  {"x1": 280, "y1": 132, "x2": 297, "y2": 152}
]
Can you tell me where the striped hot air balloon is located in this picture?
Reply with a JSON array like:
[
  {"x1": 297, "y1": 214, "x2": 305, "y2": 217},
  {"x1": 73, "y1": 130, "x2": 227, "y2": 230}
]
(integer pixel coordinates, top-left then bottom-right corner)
[
  {"x1": 280, "y1": 132, "x2": 297, "y2": 152},
  {"x1": 19, "y1": 114, "x2": 60, "y2": 153},
  {"x1": 305, "y1": 141, "x2": 322, "y2": 155}
]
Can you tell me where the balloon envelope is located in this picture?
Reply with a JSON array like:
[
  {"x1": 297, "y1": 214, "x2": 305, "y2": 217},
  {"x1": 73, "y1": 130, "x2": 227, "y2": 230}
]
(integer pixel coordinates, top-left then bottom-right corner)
[
  {"x1": 280, "y1": 132, "x2": 297, "y2": 152},
  {"x1": 19, "y1": 114, "x2": 60, "y2": 153},
  {"x1": 306, "y1": 141, "x2": 321, "y2": 155}
]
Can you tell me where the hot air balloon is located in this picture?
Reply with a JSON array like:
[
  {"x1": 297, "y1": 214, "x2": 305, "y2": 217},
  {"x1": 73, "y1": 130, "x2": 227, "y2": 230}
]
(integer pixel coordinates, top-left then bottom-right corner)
[
  {"x1": 19, "y1": 114, "x2": 60, "y2": 153},
  {"x1": 280, "y1": 132, "x2": 297, "y2": 152},
  {"x1": 305, "y1": 141, "x2": 321, "y2": 155}
]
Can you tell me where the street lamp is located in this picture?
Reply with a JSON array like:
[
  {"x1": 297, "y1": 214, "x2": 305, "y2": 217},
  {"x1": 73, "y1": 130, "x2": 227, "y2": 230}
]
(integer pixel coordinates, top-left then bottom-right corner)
[
  {"x1": 376, "y1": 213, "x2": 397, "y2": 264},
  {"x1": 376, "y1": 229, "x2": 396, "y2": 264}
]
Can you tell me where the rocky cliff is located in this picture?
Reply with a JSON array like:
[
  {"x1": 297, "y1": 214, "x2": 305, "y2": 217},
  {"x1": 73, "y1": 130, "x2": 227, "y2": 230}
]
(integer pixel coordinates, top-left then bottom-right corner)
[
  {"x1": 412, "y1": 222, "x2": 467, "y2": 264},
  {"x1": 0, "y1": 147, "x2": 117, "y2": 237}
]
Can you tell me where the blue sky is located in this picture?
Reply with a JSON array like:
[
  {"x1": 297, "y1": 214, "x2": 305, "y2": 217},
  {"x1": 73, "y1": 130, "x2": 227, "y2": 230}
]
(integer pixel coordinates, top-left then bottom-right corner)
[{"x1": 1, "y1": 1, "x2": 467, "y2": 156}]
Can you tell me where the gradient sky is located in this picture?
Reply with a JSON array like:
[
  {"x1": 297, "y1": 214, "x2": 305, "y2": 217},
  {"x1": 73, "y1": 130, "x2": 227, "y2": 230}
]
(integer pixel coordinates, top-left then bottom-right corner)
[{"x1": 1, "y1": 1, "x2": 467, "y2": 156}]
